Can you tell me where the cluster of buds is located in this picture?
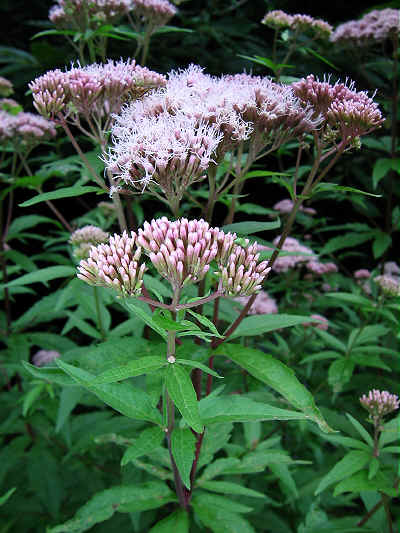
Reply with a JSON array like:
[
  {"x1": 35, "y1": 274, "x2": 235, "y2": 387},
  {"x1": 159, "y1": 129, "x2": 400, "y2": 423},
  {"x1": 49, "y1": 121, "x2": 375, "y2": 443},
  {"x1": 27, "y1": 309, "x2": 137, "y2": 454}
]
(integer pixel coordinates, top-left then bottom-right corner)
[
  {"x1": 137, "y1": 217, "x2": 237, "y2": 290},
  {"x1": 262, "y1": 10, "x2": 332, "y2": 39},
  {"x1": 220, "y1": 241, "x2": 270, "y2": 296},
  {"x1": 0, "y1": 76, "x2": 13, "y2": 97},
  {"x1": 29, "y1": 60, "x2": 166, "y2": 142},
  {"x1": 331, "y1": 9, "x2": 400, "y2": 47},
  {"x1": 273, "y1": 198, "x2": 316, "y2": 216},
  {"x1": 234, "y1": 291, "x2": 278, "y2": 315},
  {"x1": 49, "y1": 0, "x2": 132, "y2": 31},
  {"x1": 77, "y1": 218, "x2": 270, "y2": 298},
  {"x1": 260, "y1": 236, "x2": 316, "y2": 273},
  {"x1": 32, "y1": 350, "x2": 61, "y2": 367},
  {"x1": 70, "y1": 225, "x2": 109, "y2": 260},
  {"x1": 360, "y1": 390, "x2": 399, "y2": 423},
  {"x1": 292, "y1": 75, "x2": 384, "y2": 145},
  {"x1": 106, "y1": 65, "x2": 321, "y2": 203},
  {"x1": 131, "y1": 0, "x2": 177, "y2": 34},
  {"x1": 77, "y1": 231, "x2": 146, "y2": 296},
  {"x1": 374, "y1": 275, "x2": 400, "y2": 297},
  {"x1": 303, "y1": 313, "x2": 329, "y2": 331},
  {"x1": 0, "y1": 110, "x2": 56, "y2": 149}
]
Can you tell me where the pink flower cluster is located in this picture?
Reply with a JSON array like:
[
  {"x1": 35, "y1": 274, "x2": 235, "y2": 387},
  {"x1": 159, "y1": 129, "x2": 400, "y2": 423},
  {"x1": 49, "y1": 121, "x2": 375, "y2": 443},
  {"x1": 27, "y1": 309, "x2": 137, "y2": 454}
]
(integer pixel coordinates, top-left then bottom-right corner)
[
  {"x1": 106, "y1": 65, "x2": 320, "y2": 198},
  {"x1": 262, "y1": 10, "x2": 332, "y2": 39},
  {"x1": 354, "y1": 269, "x2": 371, "y2": 279},
  {"x1": 78, "y1": 231, "x2": 146, "y2": 296},
  {"x1": 49, "y1": 0, "x2": 132, "y2": 30},
  {"x1": 374, "y1": 275, "x2": 400, "y2": 297},
  {"x1": 0, "y1": 76, "x2": 13, "y2": 97},
  {"x1": 263, "y1": 236, "x2": 316, "y2": 273},
  {"x1": 273, "y1": 198, "x2": 316, "y2": 216},
  {"x1": 132, "y1": 0, "x2": 176, "y2": 32},
  {"x1": 70, "y1": 225, "x2": 109, "y2": 260},
  {"x1": 331, "y1": 9, "x2": 400, "y2": 47},
  {"x1": 30, "y1": 60, "x2": 166, "y2": 137},
  {"x1": 292, "y1": 75, "x2": 384, "y2": 142},
  {"x1": 32, "y1": 350, "x2": 61, "y2": 367},
  {"x1": 306, "y1": 261, "x2": 338, "y2": 275},
  {"x1": 234, "y1": 291, "x2": 278, "y2": 315},
  {"x1": 0, "y1": 110, "x2": 56, "y2": 147},
  {"x1": 78, "y1": 218, "x2": 270, "y2": 297},
  {"x1": 360, "y1": 389, "x2": 399, "y2": 421}
]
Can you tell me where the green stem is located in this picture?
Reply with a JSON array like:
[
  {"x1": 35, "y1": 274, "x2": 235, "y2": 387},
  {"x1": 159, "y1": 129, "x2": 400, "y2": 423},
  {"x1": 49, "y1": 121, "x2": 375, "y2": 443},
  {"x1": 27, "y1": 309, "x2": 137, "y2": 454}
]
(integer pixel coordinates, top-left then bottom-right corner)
[{"x1": 94, "y1": 286, "x2": 106, "y2": 340}]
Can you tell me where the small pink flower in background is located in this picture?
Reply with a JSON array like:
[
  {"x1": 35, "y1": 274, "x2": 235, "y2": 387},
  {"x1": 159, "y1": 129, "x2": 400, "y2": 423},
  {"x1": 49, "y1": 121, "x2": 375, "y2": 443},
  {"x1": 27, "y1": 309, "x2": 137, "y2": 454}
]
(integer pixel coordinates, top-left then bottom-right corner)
[
  {"x1": 0, "y1": 111, "x2": 56, "y2": 147},
  {"x1": 78, "y1": 231, "x2": 146, "y2": 297},
  {"x1": 273, "y1": 199, "x2": 316, "y2": 216},
  {"x1": 132, "y1": 0, "x2": 177, "y2": 31},
  {"x1": 383, "y1": 261, "x2": 400, "y2": 277},
  {"x1": 261, "y1": 10, "x2": 332, "y2": 39},
  {"x1": 303, "y1": 314, "x2": 329, "y2": 331},
  {"x1": 331, "y1": 9, "x2": 400, "y2": 47},
  {"x1": 70, "y1": 225, "x2": 109, "y2": 260},
  {"x1": 306, "y1": 261, "x2": 338, "y2": 275},
  {"x1": 32, "y1": 350, "x2": 61, "y2": 367},
  {"x1": 49, "y1": 0, "x2": 132, "y2": 29},
  {"x1": 360, "y1": 390, "x2": 399, "y2": 421},
  {"x1": 234, "y1": 291, "x2": 278, "y2": 315},
  {"x1": 354, "y1": 269, "x2": 371, "y2": 279},
  {"x1": 260, "y1": 236, "x2": 315, "y2": 273},
  {"x1": 0, "y1": 76, "x2": 13, "y2": 97}
]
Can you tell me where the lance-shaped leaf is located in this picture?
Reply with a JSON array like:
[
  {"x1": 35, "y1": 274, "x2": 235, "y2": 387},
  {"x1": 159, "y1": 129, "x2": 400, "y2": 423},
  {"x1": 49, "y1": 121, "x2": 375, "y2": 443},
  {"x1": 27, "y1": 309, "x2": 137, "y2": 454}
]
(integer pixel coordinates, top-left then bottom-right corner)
[
  {"x1": 57, "y1": 360, "x2": 161, "y2": 425},
  {"x1": 166, "y1": 364, "x2": 203, "y2": 433},
  {"x1": 228, "y1": 314, "x2": 313, "y2": 339},
  {"x1": 214, "y1": 344, "x2": 333, "y2": 433},
  {"x1": 121, "y1": 426, "x2": 165, "y2": 466},
  {"x1": 91, "y1": 356, "x2": 166, "y2": 384},
  {"x1": 315, "y1": 450, "x2": 371, "y2": 495},
  {"x1": 199, "y1": 395, "x2": 310, "y2": 424},
  {"x1": 149, "y1": 510, "x2": 189, "y2": 533},
  {"x1": 171, "y1": 428, "x2": 196, "y2": 489}
]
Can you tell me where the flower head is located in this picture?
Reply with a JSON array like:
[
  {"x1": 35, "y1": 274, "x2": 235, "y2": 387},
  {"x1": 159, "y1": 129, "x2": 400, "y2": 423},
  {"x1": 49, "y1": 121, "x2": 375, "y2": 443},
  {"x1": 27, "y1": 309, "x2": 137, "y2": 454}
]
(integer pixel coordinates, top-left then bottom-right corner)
[
  {"x1": 220, "y1": 240, "x2": 271, "y2": 296},
  {"x1": 292, "y1": 74, "x2": 384, "y2": 142},
  {"x1": 331, "y1": 9, "x2": 400, "y2": 47},
  {"x1": 132, "y1": 0, "x2": 177, "y2": 32},
  {"x1": 49, "y1": 0, "x2": 132, "y2": 31},
  {"x1": 137, "y1": 217, "x2": 236, "y2": 290},
  {"x1": 262, "y1": 10, "x2": 332, "y2": 39},
  {"x1": 360, "y1": 390, "x2": 399, "y2": 421},
  {"x1": 273, "y1": 198, "x2": 316, "y2": 216},
  {"x1": 374, "y1": 275, "x2": 400, "y2": 297},
  {"x1": 77, "y1": 231, "x2": 146, "y2": 296},
  {"x1": 262, "y1": 236, "x2": 316, "y2": 273},
  {"x1": 306, "y1": 261, "x2": 338, "y2": 275},
  {"x1": 32, "y1": 350, "x2": 61, "y2": 367},
  {"x1": 70, "y1": 225, "x2": 109, "y2": 260},
  {"x1": 303, "y1": 314, "x2": 329, "y2": 331},
  {"x1": 0, "y1": 110, "x2": 56, "y2": 147},
  {"x1": 354, "y1": 269, "x2": 371, "y2": 279},
  {"x1": 383, "y1": 261, "x2": 400, "y2": 277}
]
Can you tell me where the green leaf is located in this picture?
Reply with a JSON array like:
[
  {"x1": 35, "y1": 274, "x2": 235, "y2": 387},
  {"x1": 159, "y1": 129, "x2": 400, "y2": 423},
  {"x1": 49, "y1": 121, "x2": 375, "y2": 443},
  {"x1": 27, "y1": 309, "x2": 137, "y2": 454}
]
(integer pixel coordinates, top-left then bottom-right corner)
[
  {"x1": 214, "y1": 344, "x2": 333, "y2": 433},
  {"x1": 328, "y1": 358, "x2": 355, "y2": 391},
  {"x1": 324, "y1": 292, "x2": 373, "y2": 307},
  {"x1": 91, "y1": 356, "x2": 166, "y2": 384},
  {"x1": 0, "y1": 487, "x2": 16, "y2": 506},
  {"x1": 200, "y1": 480, "x2": 265, "y2": 499},
  {"x1": 22, "y1": 384, "x2": 45, "y2": 416},
  {"x1": 179, "y1": 359, "x2": 222, "y2": 379},
  {"x1": 345, "y1": 413, "x2": 374, "y2": 447},
  {"x1": 372, "y1": 231, "x2": 391, "y2": 258},
  {"x1": 149, "y1": 510, "x2": 189, "y2": 533},
  {"x1": 166, "y1": 364, "x2": 203, "y2": 433},
  {"x1": 56, "y1": 360, "x2": 162, "y2": 424},
  {"x1": 199, "y1": 458, "x2": 241, "y2": 481},
  {"x1": 222, "y1": 220, "x2": 280, "y2": 235},
  {"x1": 334, "y1": 470, "x2": 397, "y2": 497},
  {"x1": 171, "y1": 427, "x2": 196, "y2": 489},
  {"x1": 48, "y1": 482, "x2": 173, "y2": 532},
  {"x1": 192, "y1": 493, "x2": 255, "y2": 533},
  {"x1": 269, "y1": 463, "x2": 298, "y2": 498},
  {"x1": 1, "y1": 266, "x2": 75, "y2": 289},
  {"x1": 121, "y1": 426, "x2": 165, "y2": 466},
  {"x1": 200, "y1": 395, "x2": 309, "y2": 424},
  {"x1": 372, "y1": 158, "x2": 393, "y2": 188},
  {"x1": 228, "y1": 314, "x2": 313, "y2": 339},
  {"x1": 56, "y1": 387, "x2": 83, "y2": 433},
  {"x1": 19, "y1": 185, "x2": 103, "y2": 207},
  {"x1": 22, "y1": 361, "x2": 76, "y2": 386},
  {"x1": 315, "y1": 450, "x2": 370, "y2": 494},
  {"x1": 125, "y1": 301, "x2": 167, "y2": 339},
  {"x1": 186, "y1": 309, "x2": 223, "y2": 337},
  {"x1": 320, "y1": 232, "x2": 374, "y2": 256},
  {"x1": 7, "y1": 215, "x2": 58, "y2": 239},
  {"x1": 304, "y1": 47, "x2": 339, "y2": 69}
]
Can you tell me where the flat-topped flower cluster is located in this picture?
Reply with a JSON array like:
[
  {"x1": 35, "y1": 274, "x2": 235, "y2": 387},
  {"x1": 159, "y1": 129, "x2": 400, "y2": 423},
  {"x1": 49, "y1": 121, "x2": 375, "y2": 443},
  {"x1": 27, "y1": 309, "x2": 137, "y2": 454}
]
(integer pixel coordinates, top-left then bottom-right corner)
[
  {"x1": 360, "y1": 389, "x2": 399, "y2": 421},
  {"x1": 331, "y1": 9, "x2": 400, "y2": 47},
  {"x1": 261, "y1": 10, "x2": 332, "y2": 39},
  {"x1": 0, "y1": 110, "x2": 56, "y2": 147},
  {"x1": 77, "y1": 217, "x2": 270, "y2": 297}
]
